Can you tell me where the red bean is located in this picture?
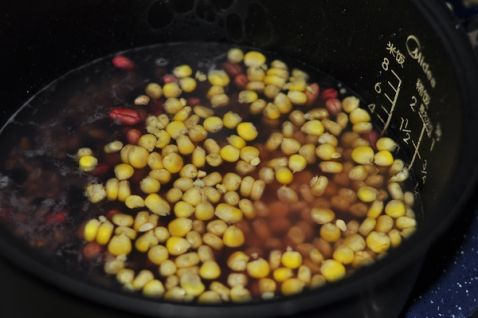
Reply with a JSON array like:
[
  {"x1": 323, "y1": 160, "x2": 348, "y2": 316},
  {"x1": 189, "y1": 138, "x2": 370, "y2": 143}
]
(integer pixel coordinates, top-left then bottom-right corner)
[
  {"x1": 163, "y1": 74, "x2": 177, "y2": 83},
  {"x1": 127, "y1": 128, "x2": 142, "y2": 144},
  {"x1": 306, "y1": 83, "x2": 320, "y2": 105},
  {"x1": 91, "y1": 163, "x2": 110, "y2": 176},
  {"x1": 234, "y1": 74, "x2": 248, "y2": 88},
  {"x1": 223, "y1": 62, "x2": 242, "y2": 77},
  {"x1": 106, "y1": 209, "x2": 120, "y2": 220},
  {"x1": 82, "y1": 242, "x2": 103, "y2": 260},
  {"x1": 112, "y1": 55, "x2": 135, "y2": 70},
  {"x1": 325, "y1": 98, "x2": 342, "y2": 115},
  {"x1": 321, "y1": 88, "x2": 338, "y2": 100},
  {"x1": 187, "y1": 97, "x2": 201, "y2": 106},
  {"x1": 363, "y1": 130, "x2": 379, "y2": 148},
  {"x1": 109, "y1": 107, "x2": 142, "y2": 125},
  {"x1": 46, "y1": 211, "x2": 67, "y2": 224}
]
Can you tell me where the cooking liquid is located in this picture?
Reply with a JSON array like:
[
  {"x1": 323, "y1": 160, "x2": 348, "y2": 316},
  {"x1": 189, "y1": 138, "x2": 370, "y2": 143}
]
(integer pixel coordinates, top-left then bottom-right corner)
[{"x1": 0, "y1": 43, "x2": 417, "y2": 299}]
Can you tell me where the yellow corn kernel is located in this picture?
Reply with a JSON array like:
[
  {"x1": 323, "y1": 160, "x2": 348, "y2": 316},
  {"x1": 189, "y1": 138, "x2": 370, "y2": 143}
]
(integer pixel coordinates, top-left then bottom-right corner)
[
  {"x1": 230, "y1": 285, "x2": 251, "y2": 303},
  {"x1": 147, "y1": 153, "x2": 163, "y2": 170},
  {"x1": 223, "y1": 173, "x2": 242, "y2": 193},
  {"x1": 273, "y1": 166, "x2": 294, "y2": 185},
  {"x1": 203, "y1": 116, "x2": 224, "y2": 133},
  {"x1": 173, "y1": 64, "x2": 193, "y2": 78},
  {"x1": 138, "y1": 134, "x2": 157, "y2": 152},
  {"x1": 194, "y1": 202, "x2": 214, "y2": 221},
  {"x1": 263, "y1": 102, "x2": 280, "y2": 120},
  {"x1": 388, "y1": 229, "x2": 402, "y2": 247},
  {"x1": 169, "y1": 218, "x2": 193, "y2": 237},
  {"x1": 288, "y1": 154, "x2": 307, "y2": 172},
  {"x1": 166, "y1": 120, "x2": 186, "y2": 139},
  {"x1": 219, "y1": 145, "x2": 240, "y2": 163},
  {"x1": 149, "y1": 169, "x2": 171, "y2": 184},
  {"x1": 179, "y1": 77, "x2": 197, "y2": 93},
  {"x1": 311, "y1": 207, "x2": 335, "y2": 225},
  {"x1": 182, "y1": 187, "x2": 201, "y2": 206},
  {"x1": 155, "y1": 130, "x2": 171, "y2": 149},
  {"x1": 162, "y1": 152, "x2": 184, "y2": 174},
  {"x1": 281, "y1": 250, "x2": 302, "y2": 269},
  {"x1": 357, "y1": 186, "x2": 377, "y2": 203},
  {"x1": 342, "y1": 234, "x2": 366, "y2": 252},
  {"x1": 144, "y1": 193, "x2": 170, "y2": 216},
  {"x1": 351, "y1": 146, "x2": 374, "y2": 164},
  {"x1": 228, "y1": 48, "x2": 244, "y2": 63},
  {"x1": 320, "y1": 260, "x2": 346, "y2": 282},
  {"x1": 320, "y1": 223, "x2": 341, "y2": 242},
  {"x1": 376, "y1": 137, "x2": 397, "y2": 151},
  {"x1": 249, "y1": 99, "x2": 266, "y2": 114},
  {"x1": 139, "y1": 176, "x2": 160, "y2": 194},
  {"x1": 174, "y1": 106, "x2": 192, "y2": 122},
  {"x1": 333, "y1": 246, "x2": 354, "y2": 264},
  {"x1": 208, "y1": 70, "x2": 230, "y2": 87},
  {"x1": 188, "y1": 125, "x2": 207, "y2": 143},
  {"x1": 265, "y1": 75, "x2": 286, "y2": 87},
  {"x1": 273, "y1": 267, "x2": 293, "y2": 282},
  {"x1": 238, "y1": 90, "x2": 258, "y2": 103},
  {"x1": 114, "y1": 163, "x2": 134, "y2": 181},
  {"x1": 199, "y1": 261, "x2": 221, "y2": 280},
  {"x1": 375, "y1": 215, "x2": 394, "y2": 233},
  {"x1": 134, "y1": 94, "x2": 150, "y2": 106},
  {"x1": 143, "y1": 280, "x2": 165, "y2": 298},
  {"x1": 215, "y1": 203, "x2": 243, "y2": 223},
  {"x1": 85, "y1": 183, "x2": 107, "y2": 203},
  {"x1": 396, "y1": 216, "x2": 417, "y2": 229},
  {"x1": 374, "y1": 150, "x2": 394, "y2": 166},
  {"x1": 175, "y1": 135, "x2": 193, "y2": 155},
  {"x1": 105, "y1": 178, "x2": 119, "y2": 200},
  {"x1": 127, "y1": 146, "x2": 149, "y2": 169},
  {"x1": 301, "y1": 120, "x2": 324, "y2": 136},
  {"x1": 125, "y1": 195, "x2": 145, "y2": 209},
  {"x1": 385, "y1": 200, "x2": 406, "y2": 218},
  {"x1": 227, "y1": 252, "x2": 249, "y2": 272},
  {"x1": 247, "y1": 258, "x2": 270, "y2": 279},
  {"x1": 145, "y1": 82, "x2": 162, "y2": 99},
  {"x1": 366, "y1": 231, "x2": 391, "y2": 253},
  {"x1": 108, "y1": 234, "x2": 132, "y2": 256},
  {"x1": 316, "y1": 144, "x2": 337, "y2": 160},
  {"x1": 84, "y1": 219, "x2": 100, "y2": 241},
  {"x1": 368, "y1": 200, "x2": 384, "y2": 219},
  {"x1": 342, "y1": 96, "x2": 359, "y2": 113},
  {"x1": 96, "y1": 221, "x2": 114, "y2": 245},
  {"x1": 166, "y1": 236, "x2": 191, "y2": 256},
  {"x1": 258, "y1": 278, "x2": 276, "y2": 298},
  {"x1": 117, "y1": 180, "x2": 131, "y2": 202},
  {"x1": 225, "y1": 136, "x2": 245, "y2": 150},
  {"x1": 111, "y1": 214, "x2": 133, "y2": 228},
  {"x1": 244, "y1": 51, "x2": 266, "y2": 67},
  {"x1": 174, "y1": 201, "x2": 195, "y2": 218},
  {"x1": 281, "y1": 278, "x2": 305, "y2": 296},
  {"x1": 211, "y1": 94, "x2": 230, "y2": 108},
  {"x1": 190, "y1": 146, "x2": 205, "y2": 168},
  {"x1": 319, "y1": 161, "x2": 343, "y2": 174},
  {"x1": 238, "y1": 146, "x2": 259, "y2": 163},
  {"x1": 79, "y1": 155, "x2": 98, "y2": 172},
  {"x1": 163, "y1": 82, "x2": 182, "y2": 98},
  {"x1": 203, "y1": 232, "x2": 224, "y2": 250},
  {"x1": 223, "y1": 226, "x2": 245, "y2": 247},
  {"x1": 148, "y1": 245, "x2": 169, "y2": 265},
  {"x1": 236, "y1": 122, "x2": 258, "y2": 141},
  {"x1": 349, "y1": 108, "x2": 371, "y2": 124},
  {"x1": 287, "y1": 91, "x2": 307, "y2": 105},
  {"x1": 153, "y1": 226, "x2": 170, "y2": 243}
]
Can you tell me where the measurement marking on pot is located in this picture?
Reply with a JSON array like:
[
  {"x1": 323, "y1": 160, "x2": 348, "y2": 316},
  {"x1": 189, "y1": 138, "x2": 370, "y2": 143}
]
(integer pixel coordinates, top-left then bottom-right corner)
[
  {"x1": 381, "y1": 69, "x2": 402, "y2": 132},
  {"x1": 408, "y1": 125, "x2": 426, "y2": 170}
]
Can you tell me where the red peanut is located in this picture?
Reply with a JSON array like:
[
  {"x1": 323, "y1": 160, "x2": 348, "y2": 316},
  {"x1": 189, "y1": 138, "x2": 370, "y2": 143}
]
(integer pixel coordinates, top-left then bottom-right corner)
[
  {"x1": 223, "y1": 62, "x2": 243, "y2": 77},
  {"x1": 234, "y1": 74, "x2": 248, "y2": 88},
  {"x1": 82, "y1": 242, "x2": 103, "y2": 260},
  {"x1": 127, "y1": 128, "x2": 142, "y2": 144},
  {"x1": 46, "y1": 211, "x2": 67, "y2": 224},
  {"x1": 162, "y1": 74, "x2": 177, "y2": 83},
  {"x1": 109, "y1": 107, "x2": 141, "y2": 125},
  {"x1": 321, "y1": 88, "x2": 338, "y2": 100},
  {"x1": 112, "y1": 55, "x2": 135, "y2": 70},
  {"x1": 306, "y1": 83, "x2": 320, "y2": 105},
  {"x1": 91, "y1": 163, "x2": 110, "y2": 176},
  {"x1": 325, "y1": 98, "x2": 342, "y2": 115}
]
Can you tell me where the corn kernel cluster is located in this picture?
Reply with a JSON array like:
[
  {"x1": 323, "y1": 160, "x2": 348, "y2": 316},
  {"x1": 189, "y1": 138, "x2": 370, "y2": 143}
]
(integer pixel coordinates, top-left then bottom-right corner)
[{"x1": 77, "y1": 47, "x2": 417, "y2": 302}]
